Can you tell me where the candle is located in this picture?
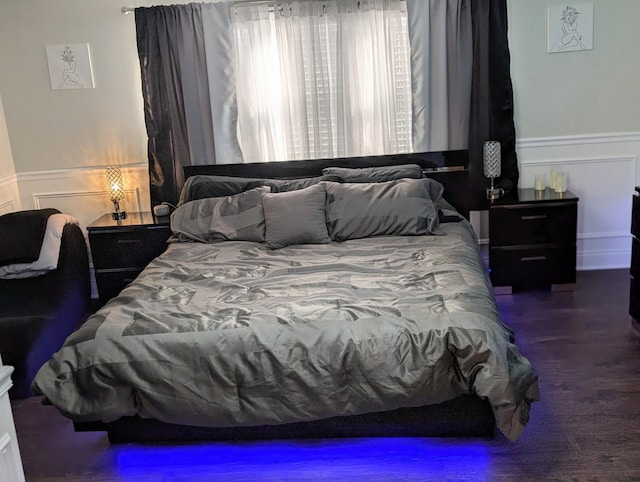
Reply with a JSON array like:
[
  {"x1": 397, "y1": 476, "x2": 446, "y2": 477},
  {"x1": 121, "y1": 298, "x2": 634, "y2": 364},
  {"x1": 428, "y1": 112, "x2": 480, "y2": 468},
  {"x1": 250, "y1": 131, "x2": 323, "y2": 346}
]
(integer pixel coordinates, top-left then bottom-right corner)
[
  {"x1": 549, "y1": 169, "x2": 558, "y2": 190},
  {"x1": 534, "y1": 174, "x2": 547, "y2": 191},
  {"x1": 554, "y1": 172, "x2": 568, "y2": 193}
]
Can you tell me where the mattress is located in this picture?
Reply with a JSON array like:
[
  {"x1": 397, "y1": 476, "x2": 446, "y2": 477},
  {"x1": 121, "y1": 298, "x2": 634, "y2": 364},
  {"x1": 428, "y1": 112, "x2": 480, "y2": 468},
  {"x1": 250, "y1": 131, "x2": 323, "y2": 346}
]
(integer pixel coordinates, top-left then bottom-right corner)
[{"x1": 32, "y1": 218, "x2": 539, "y2": 440}]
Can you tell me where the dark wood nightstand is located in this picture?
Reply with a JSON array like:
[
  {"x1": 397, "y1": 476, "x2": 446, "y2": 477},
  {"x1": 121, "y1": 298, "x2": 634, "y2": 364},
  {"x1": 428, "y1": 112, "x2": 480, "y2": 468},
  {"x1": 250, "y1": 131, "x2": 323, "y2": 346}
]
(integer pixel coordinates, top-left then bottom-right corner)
[
  {"x1": 489, "y1": 188, "x2": 579, "y2": 294},
  {"x1": 87, "y1": 212, "x2": 171, "y2": 306}
]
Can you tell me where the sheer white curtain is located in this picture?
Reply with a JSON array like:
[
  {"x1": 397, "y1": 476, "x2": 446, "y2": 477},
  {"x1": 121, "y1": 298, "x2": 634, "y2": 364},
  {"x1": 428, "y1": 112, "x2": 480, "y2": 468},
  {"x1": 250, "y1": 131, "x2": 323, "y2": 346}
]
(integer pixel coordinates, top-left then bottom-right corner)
[{"x1": 231, "y1": 0, "x2": 413, "y2": 162}]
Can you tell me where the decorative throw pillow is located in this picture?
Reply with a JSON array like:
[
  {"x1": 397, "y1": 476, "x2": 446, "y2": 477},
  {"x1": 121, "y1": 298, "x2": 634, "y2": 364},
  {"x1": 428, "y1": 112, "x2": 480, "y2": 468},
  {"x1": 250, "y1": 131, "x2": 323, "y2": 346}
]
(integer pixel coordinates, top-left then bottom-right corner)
[
  {"x1": 177, "y1": 174, "x2": 341, "y2": 204},
  {"x1": 170, "y1": 186, "x2": 270, "y2": 243},
  {"x1": 324, "y1": 178, "x2": 444, "y2": 241},
  {"x1": 262, "y1": 183, "x2": 331, "y2": 249},
  {"x1": 321, "y1": 164, "x2": 423, "y2": 183}
]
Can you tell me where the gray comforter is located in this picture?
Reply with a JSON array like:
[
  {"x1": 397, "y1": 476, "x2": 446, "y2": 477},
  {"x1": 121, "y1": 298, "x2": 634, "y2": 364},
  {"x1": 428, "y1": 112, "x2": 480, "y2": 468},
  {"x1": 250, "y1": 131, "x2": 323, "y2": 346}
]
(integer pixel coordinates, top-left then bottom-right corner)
[{"x1": 33, "y1": 220, "x2": 539, "y2": 440}]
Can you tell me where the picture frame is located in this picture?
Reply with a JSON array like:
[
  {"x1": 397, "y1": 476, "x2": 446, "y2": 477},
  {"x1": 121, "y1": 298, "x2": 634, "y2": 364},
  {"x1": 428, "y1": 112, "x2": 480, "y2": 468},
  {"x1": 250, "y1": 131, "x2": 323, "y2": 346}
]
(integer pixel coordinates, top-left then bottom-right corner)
[
  {"x1": 547, "y1": 3, "x2": 594, "y2": 54},
  {"x1": 46, "y1": 43, "x2": 95, "y2": 90}
]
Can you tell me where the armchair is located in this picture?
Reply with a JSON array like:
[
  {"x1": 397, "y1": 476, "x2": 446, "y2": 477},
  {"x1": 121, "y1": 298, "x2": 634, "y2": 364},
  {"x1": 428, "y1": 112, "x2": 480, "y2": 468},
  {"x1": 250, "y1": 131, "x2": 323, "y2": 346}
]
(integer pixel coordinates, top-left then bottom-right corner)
[{"x1": 0, "y1": 210, "x2": 91, "y2": 399}]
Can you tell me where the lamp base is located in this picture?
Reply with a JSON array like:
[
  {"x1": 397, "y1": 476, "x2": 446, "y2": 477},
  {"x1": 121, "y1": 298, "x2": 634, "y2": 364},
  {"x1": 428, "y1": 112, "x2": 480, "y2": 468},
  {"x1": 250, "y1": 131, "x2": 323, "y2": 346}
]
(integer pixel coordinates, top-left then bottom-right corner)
[
  {"x1": 486, "y1": 176, "x2": 504, "y2": 201},
  {"x1": 112, "y1": 210, "x2": 127, "y2": 221},
  {"x1": 486, "y1": 187, "x2": 503, "y2": 201}
]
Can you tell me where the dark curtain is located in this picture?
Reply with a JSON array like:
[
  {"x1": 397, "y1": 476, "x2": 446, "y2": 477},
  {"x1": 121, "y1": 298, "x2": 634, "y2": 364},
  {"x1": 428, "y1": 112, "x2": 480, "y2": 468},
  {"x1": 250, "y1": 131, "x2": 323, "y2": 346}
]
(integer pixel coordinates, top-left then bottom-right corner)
[
  {"x1": 135, "y1": 5, "x2": 207, "y2": 208},
  {"x1": 469, "y1": 0, "x2": 518, "y2": 208}
]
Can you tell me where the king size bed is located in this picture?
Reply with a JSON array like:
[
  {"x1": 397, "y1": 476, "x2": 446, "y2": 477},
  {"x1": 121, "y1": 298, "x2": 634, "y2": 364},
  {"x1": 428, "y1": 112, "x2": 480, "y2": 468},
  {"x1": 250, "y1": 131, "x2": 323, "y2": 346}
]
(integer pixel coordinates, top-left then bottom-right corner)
[{"x1": 32, "y1": 152, "x2": 539, "y2": 443}]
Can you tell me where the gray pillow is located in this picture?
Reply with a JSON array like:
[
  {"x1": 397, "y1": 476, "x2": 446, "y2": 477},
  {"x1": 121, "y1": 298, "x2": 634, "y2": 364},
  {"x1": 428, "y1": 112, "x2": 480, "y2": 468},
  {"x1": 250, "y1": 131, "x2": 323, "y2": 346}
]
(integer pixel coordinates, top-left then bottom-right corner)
[
  {"x1": 170, "y1": 186, "x2": 270, "y2": 243},
  {"x1": 324, "y1": 178, "x2": 444, "y2": 241},
  {"x1": 262, "y1": 183, "x2": 331, "y2": 249},
  {"x1": 178, "y1": 174, "x2": 341, "y2": 204},
  {"x1": 321, "y1": 164, "x2": 423, "y2": 183}
]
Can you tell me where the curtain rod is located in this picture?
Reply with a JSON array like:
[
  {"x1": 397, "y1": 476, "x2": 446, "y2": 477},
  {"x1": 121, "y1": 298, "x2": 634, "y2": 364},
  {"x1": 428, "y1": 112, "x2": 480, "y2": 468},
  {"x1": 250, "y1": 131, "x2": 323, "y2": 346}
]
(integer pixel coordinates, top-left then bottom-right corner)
[{"x1": 121, "y1": 6, "x2": 134, "y2": 14}]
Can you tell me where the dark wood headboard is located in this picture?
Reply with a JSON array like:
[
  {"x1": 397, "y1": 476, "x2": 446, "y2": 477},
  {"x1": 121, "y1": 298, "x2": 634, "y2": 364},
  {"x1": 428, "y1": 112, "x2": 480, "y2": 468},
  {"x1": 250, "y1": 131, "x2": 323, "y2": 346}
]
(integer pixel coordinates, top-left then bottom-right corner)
[{"x1": 184, "y1": 150, "x2": 477, "y2": 217}]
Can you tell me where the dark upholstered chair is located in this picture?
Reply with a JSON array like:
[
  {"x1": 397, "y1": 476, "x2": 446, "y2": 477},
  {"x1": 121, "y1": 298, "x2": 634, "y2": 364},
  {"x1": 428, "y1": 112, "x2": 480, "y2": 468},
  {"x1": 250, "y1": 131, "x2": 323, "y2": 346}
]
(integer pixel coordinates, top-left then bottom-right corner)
[{"x1": 0, "y1": 221, "x2": 91, "y2": 399}]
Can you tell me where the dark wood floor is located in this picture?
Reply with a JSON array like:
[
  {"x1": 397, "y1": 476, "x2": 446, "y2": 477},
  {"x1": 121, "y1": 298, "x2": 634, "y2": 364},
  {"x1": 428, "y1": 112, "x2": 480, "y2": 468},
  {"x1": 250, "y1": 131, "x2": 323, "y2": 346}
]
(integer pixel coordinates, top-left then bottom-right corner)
[{"x1": 10, "y1": 269, "x2": 640, "y2": 481}]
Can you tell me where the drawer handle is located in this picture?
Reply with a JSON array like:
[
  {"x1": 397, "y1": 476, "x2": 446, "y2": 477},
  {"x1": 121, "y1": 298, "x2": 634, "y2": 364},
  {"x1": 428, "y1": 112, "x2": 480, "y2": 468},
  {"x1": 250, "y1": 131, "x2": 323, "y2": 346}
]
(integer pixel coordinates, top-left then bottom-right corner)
[
  {"x1": 521, "y1": 215, "x2": 548, "y2": 221},
  {"x1": 521, "y1": 256, "x2": 547, "y2": 262},
  {"x1": 117, "y1": 239, "x2": 143, "y2": 245}
]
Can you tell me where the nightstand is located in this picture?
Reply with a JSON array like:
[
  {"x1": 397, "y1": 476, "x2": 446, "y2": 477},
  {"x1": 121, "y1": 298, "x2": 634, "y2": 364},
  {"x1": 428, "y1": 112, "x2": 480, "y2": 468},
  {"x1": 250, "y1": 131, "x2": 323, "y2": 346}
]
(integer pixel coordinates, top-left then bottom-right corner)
[
  {"x1": 489, "y1": 188, "x2": 578, "y2": 294},
  {"x1": 87, "y1": 212, "x2": 171, "y2": 306}
]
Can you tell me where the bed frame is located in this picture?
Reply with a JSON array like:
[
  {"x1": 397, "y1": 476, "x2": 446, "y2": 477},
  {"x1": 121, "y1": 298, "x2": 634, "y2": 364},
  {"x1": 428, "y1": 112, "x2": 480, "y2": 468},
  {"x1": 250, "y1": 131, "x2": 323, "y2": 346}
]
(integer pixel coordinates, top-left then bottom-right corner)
[{"x1": 74, "y1": 150, "x2": 496, "y2": 443}]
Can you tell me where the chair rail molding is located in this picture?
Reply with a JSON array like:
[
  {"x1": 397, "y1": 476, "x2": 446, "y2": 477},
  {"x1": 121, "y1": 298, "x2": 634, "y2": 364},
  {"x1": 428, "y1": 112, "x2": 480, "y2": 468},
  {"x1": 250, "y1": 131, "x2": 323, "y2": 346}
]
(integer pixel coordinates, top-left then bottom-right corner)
[{"x1": 516, "y1": 132, "x2": 640, "y2": 150}]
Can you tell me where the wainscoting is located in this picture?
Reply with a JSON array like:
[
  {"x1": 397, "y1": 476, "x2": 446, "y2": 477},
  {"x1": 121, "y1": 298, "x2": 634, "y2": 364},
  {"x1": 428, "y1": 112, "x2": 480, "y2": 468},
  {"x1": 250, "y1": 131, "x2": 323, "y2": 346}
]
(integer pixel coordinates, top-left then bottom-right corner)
[
  {"x1": 516, "y1": 132, "x2": 640, "y2": 270},
  {"x1": 0, "y1": 164, "x2": 149, "y2": 232},
  {"x1": 2, "y1": 132, "x2": 640, "y2": 271}
]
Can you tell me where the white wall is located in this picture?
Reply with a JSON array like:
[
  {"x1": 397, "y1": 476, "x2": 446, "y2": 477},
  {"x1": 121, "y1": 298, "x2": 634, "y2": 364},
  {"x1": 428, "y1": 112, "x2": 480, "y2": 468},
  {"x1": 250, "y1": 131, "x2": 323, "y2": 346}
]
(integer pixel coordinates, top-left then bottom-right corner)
[
  {"x1": 0, "y1": 0, "x2": 638, "y2": 269},
  {"x1": 0, "y1": 1, "x2": 148, "y2": 173},
  {"x1": 509, "y1": 0, "x2": 640, "y2": 138},
  {"x1": 0, "y1": 93, "x2": 18, "y2": 214}
]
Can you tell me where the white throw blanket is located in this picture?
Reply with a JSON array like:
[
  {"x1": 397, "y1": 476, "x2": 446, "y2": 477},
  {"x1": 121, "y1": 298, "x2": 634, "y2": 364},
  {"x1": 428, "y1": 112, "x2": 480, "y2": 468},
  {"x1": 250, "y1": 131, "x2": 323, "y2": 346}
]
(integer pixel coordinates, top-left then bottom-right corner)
[{"x1": 0, "y1": 214, "x2": 78, "y2": 279}]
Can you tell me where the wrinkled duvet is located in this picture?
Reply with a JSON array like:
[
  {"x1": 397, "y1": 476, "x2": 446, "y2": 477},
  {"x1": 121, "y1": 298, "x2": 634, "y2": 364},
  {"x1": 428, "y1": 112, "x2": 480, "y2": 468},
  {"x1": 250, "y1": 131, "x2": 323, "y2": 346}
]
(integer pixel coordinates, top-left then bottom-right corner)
[{"x1": 33, "y1": 219, "x2": 539, "y2": 440}]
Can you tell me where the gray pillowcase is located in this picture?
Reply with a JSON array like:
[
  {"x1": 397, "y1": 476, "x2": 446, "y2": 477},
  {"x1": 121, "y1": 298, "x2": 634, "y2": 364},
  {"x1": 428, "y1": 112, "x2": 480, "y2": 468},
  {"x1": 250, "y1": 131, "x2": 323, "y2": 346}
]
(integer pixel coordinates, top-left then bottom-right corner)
[
  {"x1": 170, "y1": 186, "x2": 270, "y2": 243},
  {"x1": 262, "y1": 183, "x2": 331, "y2": 250},
  {"x1": 324, "y1": 178, "x2": 444, "y2": 241},
  {"x1": 178, "y1": 174, "x2": 341, "y2": 204},
  {"x1": 321, "y1": 164, "x2": 423, "y2": 183}
]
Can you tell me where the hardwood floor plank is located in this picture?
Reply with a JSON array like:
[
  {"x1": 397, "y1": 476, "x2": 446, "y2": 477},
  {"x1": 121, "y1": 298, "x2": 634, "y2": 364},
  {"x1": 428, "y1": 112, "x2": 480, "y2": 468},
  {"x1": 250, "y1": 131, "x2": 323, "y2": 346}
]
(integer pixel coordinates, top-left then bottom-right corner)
[{"x1": 10, "y1": 269, "x2": 640, "y2": 481}]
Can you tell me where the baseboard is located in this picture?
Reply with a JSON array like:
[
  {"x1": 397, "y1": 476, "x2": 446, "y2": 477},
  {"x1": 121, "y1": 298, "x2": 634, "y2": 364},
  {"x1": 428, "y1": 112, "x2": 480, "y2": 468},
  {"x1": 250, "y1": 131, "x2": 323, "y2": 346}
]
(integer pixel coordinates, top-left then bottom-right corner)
[{"x1": 577, "y1": 249, "x2": 631, "y2": 271}]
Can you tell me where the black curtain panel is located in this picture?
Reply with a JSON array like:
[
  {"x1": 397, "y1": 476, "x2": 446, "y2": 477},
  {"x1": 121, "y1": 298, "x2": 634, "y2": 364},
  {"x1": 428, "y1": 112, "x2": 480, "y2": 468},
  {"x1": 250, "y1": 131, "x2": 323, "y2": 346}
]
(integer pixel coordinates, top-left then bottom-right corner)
[
  {"x1": 135, "y1": 6, "x2": 199, "y2": 208},
  {"x1": 469, "y1": 0, "x2": 519, "y2": 207}
]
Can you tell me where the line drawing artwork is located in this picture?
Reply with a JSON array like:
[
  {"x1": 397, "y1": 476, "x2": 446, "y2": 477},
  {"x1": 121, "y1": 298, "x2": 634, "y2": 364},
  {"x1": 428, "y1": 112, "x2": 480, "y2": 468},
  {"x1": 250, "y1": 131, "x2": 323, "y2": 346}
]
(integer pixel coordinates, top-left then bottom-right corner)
[
  {"x1": 58, "y1": 46, "x2": 83, "y2": 88},
  {"x1": 46, "y1": 44, "x2": 95, "y2": 90},
  {"x1": 548, "y1": 4, "x2": 593, "y2": 54}
]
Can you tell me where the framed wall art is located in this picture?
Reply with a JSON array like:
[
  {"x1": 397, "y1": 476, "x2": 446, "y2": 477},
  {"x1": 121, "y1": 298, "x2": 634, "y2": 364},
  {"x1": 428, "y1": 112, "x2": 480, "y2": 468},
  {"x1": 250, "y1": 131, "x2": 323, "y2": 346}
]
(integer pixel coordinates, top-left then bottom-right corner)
[
  {"x1": 46, "y1": 43, "x2": 95, "y2": 90},
  {"x1": 547, "y1": 3, "x2": 594, "y2": 54}
]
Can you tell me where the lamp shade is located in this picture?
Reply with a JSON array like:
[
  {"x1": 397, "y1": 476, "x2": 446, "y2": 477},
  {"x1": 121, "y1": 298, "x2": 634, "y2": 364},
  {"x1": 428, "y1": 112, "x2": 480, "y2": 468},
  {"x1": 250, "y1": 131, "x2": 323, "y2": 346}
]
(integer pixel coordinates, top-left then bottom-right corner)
[
  {"x1": 483, "y1": 141, "x2": 501, "y2": 178},
  {"x1": 106, "y1": 165, "x2": 125, "y2": 203},
  {"x1": 106, "y1": 165, "x2": 127, "y2": 220}
]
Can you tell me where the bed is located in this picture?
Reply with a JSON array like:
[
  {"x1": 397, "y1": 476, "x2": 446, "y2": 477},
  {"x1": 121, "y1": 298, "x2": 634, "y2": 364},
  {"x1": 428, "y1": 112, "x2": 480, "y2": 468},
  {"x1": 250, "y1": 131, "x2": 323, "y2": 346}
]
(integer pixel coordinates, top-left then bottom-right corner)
[{"x1": 32, "y1": 152, "x2": 539, "y2": 443}]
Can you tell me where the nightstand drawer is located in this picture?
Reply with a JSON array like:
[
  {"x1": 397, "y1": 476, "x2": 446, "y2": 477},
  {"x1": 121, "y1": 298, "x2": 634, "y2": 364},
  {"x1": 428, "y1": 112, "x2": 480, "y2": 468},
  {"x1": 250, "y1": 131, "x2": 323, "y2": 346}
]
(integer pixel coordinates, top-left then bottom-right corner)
[
  {"x1": 490, "y1": 245, "x2": 576, "y2": 287},
  {"x1": 489, "y1": 203, "x2": 577, "y2": 247},
  {"x1": 89, "y1": 227, "x2": 170, "y2": 269},
  {"x1": 95, "y1": 268, "x2": 143, "y2": 303}
]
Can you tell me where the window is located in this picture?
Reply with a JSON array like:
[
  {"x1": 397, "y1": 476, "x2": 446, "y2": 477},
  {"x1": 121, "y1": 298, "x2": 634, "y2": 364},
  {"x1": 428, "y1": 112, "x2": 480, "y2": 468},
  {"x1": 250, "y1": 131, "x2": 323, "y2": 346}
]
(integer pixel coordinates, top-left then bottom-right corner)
[{"x1": 231, "y1": 0, "x2": 413, "y2": 162}]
